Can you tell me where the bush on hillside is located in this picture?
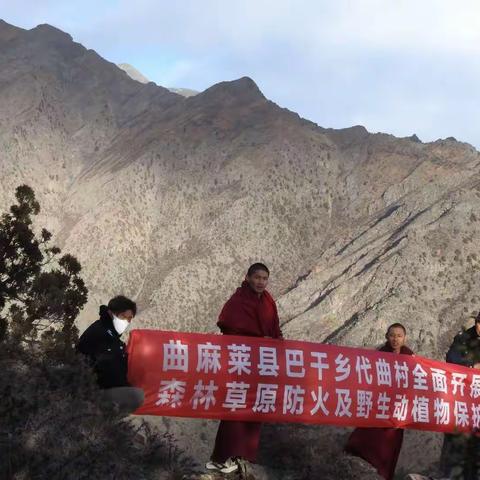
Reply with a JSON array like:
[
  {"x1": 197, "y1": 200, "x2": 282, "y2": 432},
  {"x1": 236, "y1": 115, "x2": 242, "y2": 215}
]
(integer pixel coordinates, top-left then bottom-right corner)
[{"x1": 0, "y1": 186, "x2": 195, "y2": 479}]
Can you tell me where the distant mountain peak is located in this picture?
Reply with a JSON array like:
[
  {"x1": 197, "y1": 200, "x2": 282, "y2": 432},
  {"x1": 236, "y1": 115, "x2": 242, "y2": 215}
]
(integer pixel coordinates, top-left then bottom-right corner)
[
  {"x1": 0, "y1": 18, "x2": 22, "y2": 30},
  {"x1": 168, "y1": 87, "x2": 199, "y2": 97},
  {"x1": 118, "y1": 63, "x2": 150, "y2": 84},
  {"x1": 198, "y1": 76, "x2": 266, "y2": 105},
  {"x1": 408, "y1": 134, "x2": 422, "y2": 143},
  {"x1": 29, "y1": 23, "x2": 73, "y2": 42},
  {"x1": 0, "y1": 19, "x2": 25, "y2": 41},
  {"x1": 118, "y1": 63, "x2": 199, "y2": 97}
]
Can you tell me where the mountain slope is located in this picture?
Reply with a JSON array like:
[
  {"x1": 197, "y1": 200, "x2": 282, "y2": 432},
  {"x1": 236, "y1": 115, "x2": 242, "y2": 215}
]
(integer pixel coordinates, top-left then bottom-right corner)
[{"x1": 1, "y1": 19, "x2": 479, "y2": 474}]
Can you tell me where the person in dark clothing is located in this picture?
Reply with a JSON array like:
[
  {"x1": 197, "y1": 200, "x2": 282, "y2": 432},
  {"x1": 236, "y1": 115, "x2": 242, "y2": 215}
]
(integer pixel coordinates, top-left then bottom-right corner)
[
  {"x1": 446, "y1": 317, "x2": 480, "y2": 368},
  {"x1": 441, "y1": 314, "x2": 480, "y2": 479},
  {"x1": 76, "y1": 295, "x2": 144, "y2": 415},
  {"x1": 206, "y1": 263, "x2": 283, "y2": 475},
  {"x1": 345, "y1": 323, "x2": 414, "y2": 480}
]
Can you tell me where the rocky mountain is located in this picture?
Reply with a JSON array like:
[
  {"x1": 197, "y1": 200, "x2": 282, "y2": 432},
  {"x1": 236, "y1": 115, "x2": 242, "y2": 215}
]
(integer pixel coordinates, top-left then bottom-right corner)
[
  {"x1": 1, "y1": 19, "x2": 479, "y2": 476},
  {"x1": 118, "y1": 62, "x2": 199, "y2": 96},
  {"x1": 117, "y1": 63, "x2": 150, "y2": 83},
  {"x1": 168, "y1": 87, "x2": 199, "y2": 97}
]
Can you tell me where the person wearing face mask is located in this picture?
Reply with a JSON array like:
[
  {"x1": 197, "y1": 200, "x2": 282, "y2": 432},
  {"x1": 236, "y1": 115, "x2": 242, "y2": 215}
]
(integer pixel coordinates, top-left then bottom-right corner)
[{"x1": 76, "y1": 295, "x2": 144, "y2": 415}]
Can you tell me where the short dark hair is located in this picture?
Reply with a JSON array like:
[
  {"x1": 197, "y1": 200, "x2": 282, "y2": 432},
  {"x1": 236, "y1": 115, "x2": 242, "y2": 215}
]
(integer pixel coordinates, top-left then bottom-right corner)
[
  {"x1": 247, "y1": 263, "x2": 270, "y2": 277},
  {"x1": 108, "y1": 295, "x2": 137, "y2": 316},
  {"x1": 386, "y1": 323, "x2": 406, "y2": 335},
  {"x1": 475, "y1": 312, "x2": 480, "y2": 323}
]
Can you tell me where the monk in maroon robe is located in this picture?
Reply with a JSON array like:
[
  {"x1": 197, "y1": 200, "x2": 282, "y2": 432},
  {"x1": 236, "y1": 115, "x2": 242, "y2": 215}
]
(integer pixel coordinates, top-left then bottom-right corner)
[
  {"x1": 207, "y1": 263, "x2": 282, "y2": 474},
  {"x1": 345, "y1": 323, "x2": 414, "y2": 480}
]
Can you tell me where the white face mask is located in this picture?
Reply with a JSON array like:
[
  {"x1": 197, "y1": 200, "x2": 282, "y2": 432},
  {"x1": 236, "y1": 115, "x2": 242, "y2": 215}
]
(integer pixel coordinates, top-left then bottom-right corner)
[{"x1": 112, "y1": 315, "x2": 130, "y2": 335}]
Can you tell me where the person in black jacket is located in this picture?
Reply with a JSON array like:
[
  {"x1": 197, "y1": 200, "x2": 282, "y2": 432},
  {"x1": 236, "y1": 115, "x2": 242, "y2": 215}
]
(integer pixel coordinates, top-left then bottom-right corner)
[
  {"x1": 446, "y1": 317, "x2": 480, "y2": 368},
  {"x1": 77, "y1": 295, "x2": 144, "y2": 415},
  {"x1": 440, "y1": 314, "x2": 480, "y2": 478}
]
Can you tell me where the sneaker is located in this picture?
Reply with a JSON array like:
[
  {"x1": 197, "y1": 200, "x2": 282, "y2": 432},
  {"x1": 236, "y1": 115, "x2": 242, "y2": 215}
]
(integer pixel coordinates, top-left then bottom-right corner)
[
  {"x1": 404, "y1": 475, "x2": 444, "y2": 480},
  {"x1": 235, "y1": 457, "x2": 248, "y2": 478},
  {"x1": 220, "y1": 458, "x2": 239, "y2": 474},
  {"x1": 205, "y1": 460, "x2": 224, "y2": 471}
]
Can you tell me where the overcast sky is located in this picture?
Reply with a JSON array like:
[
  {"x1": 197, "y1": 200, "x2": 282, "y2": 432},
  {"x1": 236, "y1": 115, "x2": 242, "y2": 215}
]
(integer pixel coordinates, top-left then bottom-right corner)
[{"x1": 2, "y1": 0, "x2": 480, "y2": 148}]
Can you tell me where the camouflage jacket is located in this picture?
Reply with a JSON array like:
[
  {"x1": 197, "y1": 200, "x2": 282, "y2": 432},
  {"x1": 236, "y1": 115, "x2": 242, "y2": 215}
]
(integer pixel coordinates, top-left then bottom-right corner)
[{"x1": 446, "y1": 326, "x2": 480, "y2": 368}]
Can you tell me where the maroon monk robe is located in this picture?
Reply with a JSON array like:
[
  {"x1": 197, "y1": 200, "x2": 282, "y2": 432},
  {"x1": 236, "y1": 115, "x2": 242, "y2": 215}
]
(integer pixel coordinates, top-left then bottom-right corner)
[
  {"x1": 345, "y1": 344, "x2": 414, "y2": 480},
  {"x1": 211, "y1": 281, "x2": 282, "y2": 463}
]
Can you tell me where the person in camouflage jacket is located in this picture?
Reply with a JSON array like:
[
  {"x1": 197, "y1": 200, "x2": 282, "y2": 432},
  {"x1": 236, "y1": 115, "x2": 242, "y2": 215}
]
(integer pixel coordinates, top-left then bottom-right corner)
[{"x1": 441, "y1": 314, "x2": 480, "y2": 479}]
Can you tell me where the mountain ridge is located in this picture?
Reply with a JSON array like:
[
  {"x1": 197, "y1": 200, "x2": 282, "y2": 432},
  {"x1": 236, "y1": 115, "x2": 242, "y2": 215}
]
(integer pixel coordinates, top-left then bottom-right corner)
[{"x1": 1, "y1": 19, "x2": 479, "y2": 474}]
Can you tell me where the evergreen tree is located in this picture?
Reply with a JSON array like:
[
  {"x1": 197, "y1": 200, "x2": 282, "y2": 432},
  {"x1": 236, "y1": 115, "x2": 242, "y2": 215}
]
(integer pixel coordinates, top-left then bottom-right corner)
[
  {"x1": 0, "y1": 186, "x2": 194, "y2": 479},
  {"x1": 0, "y1": 185, "x2": 87, "y2": 357}
]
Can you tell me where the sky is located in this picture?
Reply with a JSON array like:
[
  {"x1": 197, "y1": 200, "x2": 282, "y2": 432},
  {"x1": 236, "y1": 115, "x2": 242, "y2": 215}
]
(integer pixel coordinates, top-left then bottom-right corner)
[{"x1": 1, "y1": 0, "x2": 480, "y2": 148}]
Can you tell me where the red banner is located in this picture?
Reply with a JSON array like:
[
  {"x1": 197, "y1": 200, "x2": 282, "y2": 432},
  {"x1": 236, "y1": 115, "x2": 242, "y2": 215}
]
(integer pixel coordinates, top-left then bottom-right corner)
[{"x1": 127, "y1": 329, "x2": 480, "y2": 433}]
